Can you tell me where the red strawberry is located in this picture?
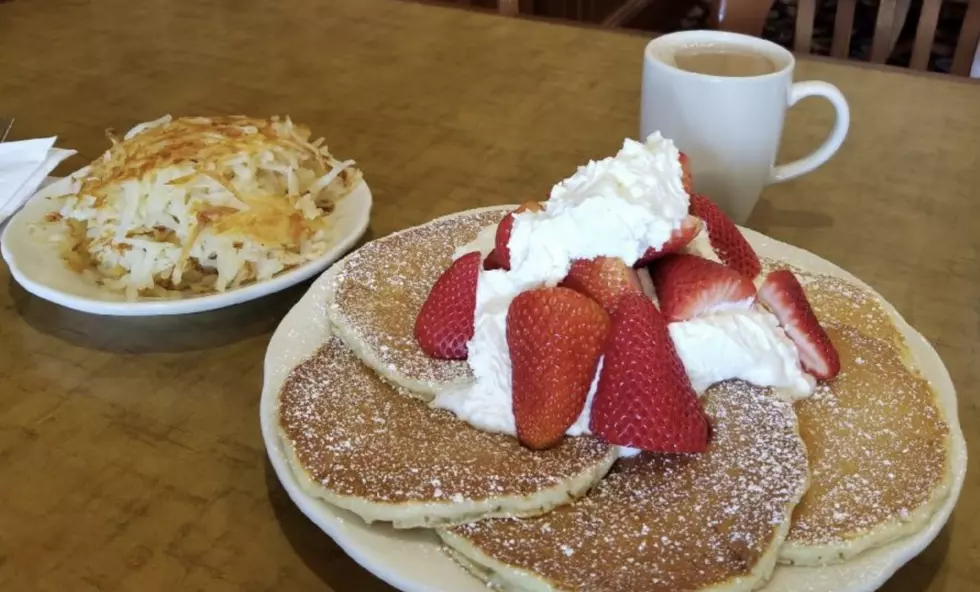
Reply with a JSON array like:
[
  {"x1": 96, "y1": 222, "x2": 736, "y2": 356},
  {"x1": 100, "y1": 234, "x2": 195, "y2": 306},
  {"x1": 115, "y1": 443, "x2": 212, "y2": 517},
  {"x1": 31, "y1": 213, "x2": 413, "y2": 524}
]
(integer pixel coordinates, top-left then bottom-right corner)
[
  {"x1": 590, "y1": 292, "x2": 709, "y2": 453},
  {"x1": 689, "y1": 194, "x2": 761, "y2": 280},
  {"x1": 651, "y1": 254, "x2": 756, "y2": 322},
  {"x1": 508, "y1": 287, "x2": 610, "y2": 450},
  {"x1": 494, "y1": 201, "x2": 544, "y2": 270},
  {"x1": 635, "y1": 215, "x2": 702, "y2": 267},
  {"x1": 679, "y1": 152, "x2": 693, "y2": 194},
  {"x1": 758, "y1": 270, "x2": 841, "y2": 380},
  {"x1": 483, "y1": 248, "x2": 504, "y2": 271},
  {"x1": 560, "y1": 256, "x2": 641, "y2": 315},
  {"x1": 414, "y1": 251, "x2": 480, "y2": 360}
]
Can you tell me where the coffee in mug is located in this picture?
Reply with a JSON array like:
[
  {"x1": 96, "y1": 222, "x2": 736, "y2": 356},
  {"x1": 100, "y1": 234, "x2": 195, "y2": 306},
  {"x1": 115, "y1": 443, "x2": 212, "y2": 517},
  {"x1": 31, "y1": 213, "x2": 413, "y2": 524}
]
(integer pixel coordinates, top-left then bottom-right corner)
[{"x1": 672, "y1": 45, "x2": 778, "y2": 78}]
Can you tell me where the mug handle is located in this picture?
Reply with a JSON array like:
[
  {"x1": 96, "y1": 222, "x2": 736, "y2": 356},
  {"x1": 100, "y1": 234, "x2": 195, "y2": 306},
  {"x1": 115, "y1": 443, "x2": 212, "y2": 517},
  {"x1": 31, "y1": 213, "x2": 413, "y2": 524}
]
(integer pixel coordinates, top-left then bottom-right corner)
[{"x1": 769, "y1": 81, "x2": 850, "y2": 184}]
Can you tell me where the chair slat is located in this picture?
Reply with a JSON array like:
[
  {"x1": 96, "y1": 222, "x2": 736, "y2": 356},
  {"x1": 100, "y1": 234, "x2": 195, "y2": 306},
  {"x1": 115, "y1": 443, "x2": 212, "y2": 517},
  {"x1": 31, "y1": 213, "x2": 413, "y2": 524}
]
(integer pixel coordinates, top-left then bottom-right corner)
[
  {"x1": 831, "y1": 0, "x2": 857, "y2": 58},
  {"x1": 795, "y1": 0, "x2": 816, "y2": 53},
  {"x1": 870, "y1": 0, "x2": 898, "y2": 63},
  {"x1": 886, "y1": 0, "x2": 913, "y2": 55},
  {"x1": 911, "y1": 0, "x2": 943, "y2": 70},
  {"x1": 499, "y1": 0, "x2": 519, "y2": 15},
  {"x1": 951, "y1": 0, "x2": 980, "y2": 76}
]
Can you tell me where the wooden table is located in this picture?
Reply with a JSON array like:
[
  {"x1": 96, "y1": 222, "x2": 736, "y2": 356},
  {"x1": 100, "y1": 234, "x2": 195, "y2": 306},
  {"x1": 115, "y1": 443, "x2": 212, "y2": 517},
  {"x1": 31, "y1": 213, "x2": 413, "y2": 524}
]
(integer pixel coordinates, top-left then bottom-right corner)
[{"x1": 1, "y1": 0, "x2": 978, "y2": 590}]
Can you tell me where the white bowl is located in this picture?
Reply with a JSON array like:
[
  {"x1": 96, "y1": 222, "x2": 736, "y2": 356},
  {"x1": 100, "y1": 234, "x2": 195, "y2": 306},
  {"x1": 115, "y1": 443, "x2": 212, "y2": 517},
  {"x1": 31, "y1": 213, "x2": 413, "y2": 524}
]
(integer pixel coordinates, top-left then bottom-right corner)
[{"x1": 0, "y1": 171, "x2": 372, "y2": 316}]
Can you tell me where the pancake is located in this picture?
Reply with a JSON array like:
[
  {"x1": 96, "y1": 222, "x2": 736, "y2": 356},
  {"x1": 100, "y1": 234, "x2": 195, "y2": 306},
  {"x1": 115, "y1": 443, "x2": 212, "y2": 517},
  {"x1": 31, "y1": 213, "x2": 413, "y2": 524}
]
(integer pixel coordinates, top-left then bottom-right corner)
[
  {"x1": 780, "y1": 323, "x2": 952, "y2": 565},
  {"x1": 439, "y1": 380, "x2": 809, "y2": 592},
  {"x1": 761, "y1": 258, "x2": 906, "y2": 355},
  {"x1": 277, "y1": 336, "x2": 617, "y2": 529},
  {"x1": 327, "y1": 207, "x2": 508, "y2": 397}
]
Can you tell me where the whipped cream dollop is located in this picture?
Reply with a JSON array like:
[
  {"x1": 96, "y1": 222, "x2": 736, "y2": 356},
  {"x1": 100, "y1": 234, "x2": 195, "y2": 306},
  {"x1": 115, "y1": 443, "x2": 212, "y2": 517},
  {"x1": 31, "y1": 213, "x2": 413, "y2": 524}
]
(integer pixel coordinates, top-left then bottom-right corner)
[
  {"x1": 669, "y1": 310, "x2": 815, "y2": 398},
  {"x1": 683, "y1": 228, "x2": 721, "y2": 263},
  {"x1": 433, "y1": 133, "x2": 814, "y2": 452},
  {"x1": 507, "y1": 134, "x2": 689, "y2": 286}
]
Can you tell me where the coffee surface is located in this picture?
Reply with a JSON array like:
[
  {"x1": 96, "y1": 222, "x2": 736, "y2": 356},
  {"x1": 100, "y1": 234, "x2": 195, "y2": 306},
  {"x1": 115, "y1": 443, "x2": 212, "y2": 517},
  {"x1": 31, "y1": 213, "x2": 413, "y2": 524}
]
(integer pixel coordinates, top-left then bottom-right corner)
[{"x1": 673, "y1": 45, "x2": 778, "y2": 77}]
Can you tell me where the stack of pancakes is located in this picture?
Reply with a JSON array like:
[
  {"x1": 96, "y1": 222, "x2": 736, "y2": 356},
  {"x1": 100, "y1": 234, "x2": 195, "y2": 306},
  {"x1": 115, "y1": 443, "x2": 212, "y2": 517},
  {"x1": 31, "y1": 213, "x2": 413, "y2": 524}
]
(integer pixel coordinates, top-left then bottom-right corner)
[{"x1": 277, "y1": 206, "x2": 954, "y2": 591}]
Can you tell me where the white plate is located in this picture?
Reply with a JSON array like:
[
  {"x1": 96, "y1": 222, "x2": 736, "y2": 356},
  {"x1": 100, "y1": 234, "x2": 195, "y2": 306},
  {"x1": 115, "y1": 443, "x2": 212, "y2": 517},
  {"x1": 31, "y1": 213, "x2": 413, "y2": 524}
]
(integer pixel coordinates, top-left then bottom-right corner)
[
  {"x1": 260, "y1": 213, "x2": 967, "y2": 592},
  {"x1": 0, "y1": 170, "x2": 372, "y2": 316}
]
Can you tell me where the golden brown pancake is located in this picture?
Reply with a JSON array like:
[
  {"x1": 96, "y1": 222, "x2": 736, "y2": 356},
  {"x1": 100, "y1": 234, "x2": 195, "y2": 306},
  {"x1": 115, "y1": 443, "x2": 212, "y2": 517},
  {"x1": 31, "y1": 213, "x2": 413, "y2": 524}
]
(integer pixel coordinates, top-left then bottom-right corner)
[
  {"x1": 327, "y1": 207, "x2": 508, "y2": 397},
  {"x1": 278, "y1": 336, "x2": 617, "y2": 529},
  {"x1": 780, "y1": 323, "x2": 951, "y2": 565},
  {"x1": 439, "y1": 380, "x2": 809, "y2": 592}
]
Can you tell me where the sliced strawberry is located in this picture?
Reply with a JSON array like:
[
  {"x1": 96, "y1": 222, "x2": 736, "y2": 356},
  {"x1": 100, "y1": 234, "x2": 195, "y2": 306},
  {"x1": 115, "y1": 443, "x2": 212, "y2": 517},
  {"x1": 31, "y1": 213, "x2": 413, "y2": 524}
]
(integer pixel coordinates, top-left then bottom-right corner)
[
  {"x1": 758, "y1": 270, "x2": 841, "y2": 380},
  {"x1": 679, "y1": 152, "x2": 693, "y2": 195},
  {"x1": 560, "y1": 256, "x2": 641, "y2": 315},
  {"x1": 651, "y1": 254, "x2": 756, "y2": 322},
  {"x1": 483, "y1": 248, "x2": 505, "y2": 271},
  {"x1": 590, "y1": 292, "x2": 709, "y2": 453},
  {"x1": 634, "y1": 215, "x2": 702, "y2": 267},
  {"x1": 508, "y1": 287, "x2": 610, "y2": 450},
  {"x1": 689, "y1": 194, "x2": 761, "y2": 280},
  {"x1": 414, "y1": 251, "x2": 480, "y2": 360},
  {"x1": 494, "y1": 201, "x2": 544, "y2": 270}
]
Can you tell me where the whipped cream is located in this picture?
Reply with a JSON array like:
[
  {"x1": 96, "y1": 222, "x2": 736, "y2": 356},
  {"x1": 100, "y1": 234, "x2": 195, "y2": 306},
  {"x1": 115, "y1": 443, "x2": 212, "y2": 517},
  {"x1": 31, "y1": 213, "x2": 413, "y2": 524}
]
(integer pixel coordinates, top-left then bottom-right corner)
[
  {"x1": 683, "y1": 228, "x2": 721, "y2": 263},
  {"x1": 669, "y1": 310, "x2": 815, "y2": 398},
  {"x1": 432, "y1": 133, "x2": 814, "y2": 455},
  {"x1": 506, "y1": 134, "x2": 690, "y2": 284}
]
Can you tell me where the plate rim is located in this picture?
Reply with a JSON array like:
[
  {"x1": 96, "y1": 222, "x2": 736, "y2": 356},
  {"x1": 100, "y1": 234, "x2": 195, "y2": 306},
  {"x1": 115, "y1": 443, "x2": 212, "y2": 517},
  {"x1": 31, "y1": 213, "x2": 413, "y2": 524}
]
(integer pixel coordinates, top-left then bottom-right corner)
[
  {"x1": 0, "y1": 173, "x2": 373, "y2": 317},
  {"x1": 259, "y1": 207, "x2": 967, "y2": 592}
]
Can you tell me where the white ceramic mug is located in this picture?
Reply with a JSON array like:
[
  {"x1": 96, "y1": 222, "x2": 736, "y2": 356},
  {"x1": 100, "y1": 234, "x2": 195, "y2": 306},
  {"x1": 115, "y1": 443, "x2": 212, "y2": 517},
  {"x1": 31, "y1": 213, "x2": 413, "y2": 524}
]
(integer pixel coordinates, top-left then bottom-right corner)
[{"x1": 641, "y1": 30, "x2": 850, "y2": 224}]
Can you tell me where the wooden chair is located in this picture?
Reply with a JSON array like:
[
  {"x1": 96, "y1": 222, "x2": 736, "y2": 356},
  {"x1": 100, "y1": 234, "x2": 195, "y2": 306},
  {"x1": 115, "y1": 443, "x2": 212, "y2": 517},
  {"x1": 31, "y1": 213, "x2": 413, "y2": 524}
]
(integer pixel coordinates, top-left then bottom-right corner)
[
  {"x1": 499, "y1": 0, "x2": 518, "y2": 16},
  {"x1": 710, "y1": 0, "x2": 980, "y2": 77}
]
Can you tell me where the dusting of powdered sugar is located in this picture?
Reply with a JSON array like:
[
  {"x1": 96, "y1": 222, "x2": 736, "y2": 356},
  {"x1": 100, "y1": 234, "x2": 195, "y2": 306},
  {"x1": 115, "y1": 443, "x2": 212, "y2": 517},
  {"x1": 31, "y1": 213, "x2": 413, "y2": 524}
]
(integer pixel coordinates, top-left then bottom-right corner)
[
  {"x1": 447, "y1": 381, "x2": 809, "y2": 591},
  {"x1": 787, "y1": 323, "x2": 949, "y2": 545},
  {"x1": 278, "y1": 338, "x2": 613, "y2": 504},
  {"x1": 329, "y1": 209, "x2": 507, "y2": 390}
]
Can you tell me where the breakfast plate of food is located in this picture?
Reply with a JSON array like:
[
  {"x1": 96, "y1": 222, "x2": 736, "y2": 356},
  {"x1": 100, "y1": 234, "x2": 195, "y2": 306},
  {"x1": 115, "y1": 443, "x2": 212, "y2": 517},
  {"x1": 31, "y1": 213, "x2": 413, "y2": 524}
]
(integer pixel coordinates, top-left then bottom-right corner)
[
  {"x1": 261, "y1": 135, "x2": 965, "y2": 592},
  {"x1": 1, "y1": 114, "x2": 371, "y2": 316}
]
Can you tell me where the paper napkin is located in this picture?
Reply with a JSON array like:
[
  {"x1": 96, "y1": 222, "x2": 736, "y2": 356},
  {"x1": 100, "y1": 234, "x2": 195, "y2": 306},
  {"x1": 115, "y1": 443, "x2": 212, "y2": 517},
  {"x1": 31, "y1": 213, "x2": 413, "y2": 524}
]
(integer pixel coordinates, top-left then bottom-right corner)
[{"x1": 0, "y1": 137, "x2": 76, "y2": 224}]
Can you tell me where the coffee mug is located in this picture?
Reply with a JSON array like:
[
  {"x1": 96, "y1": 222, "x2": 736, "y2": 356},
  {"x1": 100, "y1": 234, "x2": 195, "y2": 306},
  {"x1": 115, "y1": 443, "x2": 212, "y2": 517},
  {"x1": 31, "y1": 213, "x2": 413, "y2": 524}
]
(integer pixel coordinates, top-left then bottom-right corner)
[{"x1": 641, "y1": 30, "x2": 849, "y2": 224}]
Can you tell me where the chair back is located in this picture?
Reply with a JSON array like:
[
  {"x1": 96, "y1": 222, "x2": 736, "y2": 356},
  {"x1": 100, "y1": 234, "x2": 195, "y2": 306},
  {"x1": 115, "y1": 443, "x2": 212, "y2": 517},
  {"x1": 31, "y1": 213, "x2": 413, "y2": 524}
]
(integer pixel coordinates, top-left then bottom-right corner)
[{"x1": 711, "y1": 0, "x2": 980, "y2": 77}]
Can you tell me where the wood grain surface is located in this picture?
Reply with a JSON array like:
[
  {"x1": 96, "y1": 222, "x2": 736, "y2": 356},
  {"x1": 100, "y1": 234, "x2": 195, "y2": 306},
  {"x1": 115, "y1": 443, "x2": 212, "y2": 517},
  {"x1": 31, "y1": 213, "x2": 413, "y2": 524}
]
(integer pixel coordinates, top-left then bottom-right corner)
[{"x1": 1, "y1": 0, "x2": 978, "y2": 590}]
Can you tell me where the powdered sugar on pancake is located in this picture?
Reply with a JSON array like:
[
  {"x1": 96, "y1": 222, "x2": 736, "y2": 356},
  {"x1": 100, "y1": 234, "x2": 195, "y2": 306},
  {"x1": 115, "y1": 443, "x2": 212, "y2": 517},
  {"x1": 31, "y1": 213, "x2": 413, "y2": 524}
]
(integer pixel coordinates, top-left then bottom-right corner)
[
  {"x1": 443, "y1": 380, "x2": 809, "y2": 591},
  {"x1": 786, "y1": 324, "x2": 949, "y2": 548},
  {"x1": 329, "y1": 209, "x2": 507, "y2": 393},
  {"x1": 279, "y1": 338, "x2": 614, "y2": 510}
]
